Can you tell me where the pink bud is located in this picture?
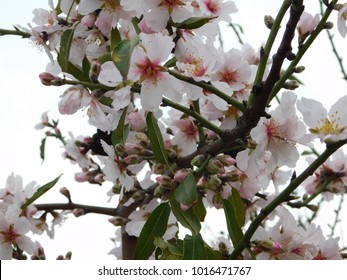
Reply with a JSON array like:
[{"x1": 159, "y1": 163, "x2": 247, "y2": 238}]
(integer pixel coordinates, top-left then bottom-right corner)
[
  {"x1": 180, "y1": 203, "x2": 190, "y2": 212},
  {"x1": 39, "y1": 72, "x2": 61, "y2": 86},
  {"x1": 173, "y1": 169, "x2": 189, "y2": 183},
  {"x1": 127, "y1": 111, "x2": 146, "y2": 132}
]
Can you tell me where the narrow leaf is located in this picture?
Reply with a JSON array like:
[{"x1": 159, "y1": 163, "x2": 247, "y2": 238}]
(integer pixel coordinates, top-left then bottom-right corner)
[
  {"x1": 174, "y1": 172, "x2": 198, "y2": 207},
  {"x1": 223, "y1": 198, "x2": 244, "y2": 247},
  {"x1": 231, "y1": 188, "x2": 246, "y2": 227},
  {"x1": 21, "y1": 174, "x2": 62, "y2": 211},
  {"x1": 134, "y1": 203, "x2": 171, "y2": 260},
  {"x1": 58, "y1": 29, "x2": 74, "y2": 72},
  {"x1": 110, "y1": 27, "x2": 121, "y2": 51},
  {"x1": 40, "y1": 137, "x2": 46, "y2": 161},
  {"x1": 172, "y1": 16, "x2": 217, "y2": 29},
  {"x1": 146, "y1": 112, "x2": 169, "y2": 166},
  {"x1": 170, "y1": 199, "x2": 201, "y2": 235},
  {"x1": 111, "y1": 107, "x2": 129, "y2": 145},
  {"x1": 112, "y1": 35, "x2": 139, "y2": 81},
  {"x1": 183, "y1": 234, "x2": 206, "y2": 260}
]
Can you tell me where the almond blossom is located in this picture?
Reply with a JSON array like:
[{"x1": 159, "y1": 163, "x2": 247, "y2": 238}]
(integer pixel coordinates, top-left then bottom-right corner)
[
  {"x1": 129, "y1": 33, "x2": 184, "y2": 112},
  {"x1": 0, "y1": 205, "x2": 35, "y2": 259},
  {"x1": 297, "y1": 95, "x2": 347, "y2": 143},
  {"x1": 100, "y1": 140, "x2": 134, "y2": 192},
  {"x1": 337, "y1": 3, "x2": 347, "y2": 38},
  {"x1": 297, "y1": 11, "x2": 320, "y2": 43}
]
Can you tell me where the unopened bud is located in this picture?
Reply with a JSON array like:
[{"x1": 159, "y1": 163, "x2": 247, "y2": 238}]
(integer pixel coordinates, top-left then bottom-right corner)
[
  {"x1": 264, "y1": 15, "x2": 275, "y2": 29},
  {"x1": 218, "y1": 241, "x2": 229, "y2": 256},
  {"x1": 131, "y1": 191, "x2": 146, "y2": 201},
  {"x1": 174, "y1": 169, "x2": 189, "y2": 183},
  {"x1": 191, "y1": 155, "x2": 205, "y2": 167},
  {"x1": 89, "y1": 61, "x2": 101, "y2": 83},
  {"x1": 59, "y1": 187, "x2": 71, "y2": 201},
  {"x1": 156, "y1": 175, "x2": 173, "y2": 187},
  {"x1": 293, "y1": 66, "x2": 305, "y2": 73},
  {"x1": 283, "y1": 80, "x2": 299, "y2": 90},
  {"x1": 108, "y1": 216, "x2": 125, "y2": 226},
  {"x1": 125, "y1": 143, "x2": 144, "y2": 155},
  {"x1": 212, "y1": 195, "x2": 223, "y2": 207},
  {"x1": 115, "y1": 143, "x2": 126, "y2": 156},
  {"x1": 72, "y1": 208, "x2": 85, "y2": 217},
  {"x1": 180, "y1": 203, "x2": 191, "y2": 212},
  {"x1": 112, "y1": 184, "x2": 122, "y2": 194},
  {"x1": 154, "y1": 186, "x2": 164, "y2": 198},
  {"x1": 207, "y1": 175, "x2": 222, "y2": 187},
  {"x1": 306, "y1": 204, "x2": 319, "y2": 212},
  {"x1": 207, "y1": 158, "x2": 225, "y2": 174},
  {"x1": 216, "y1": 154, "x2": 236, "y2": 166},
  {"x1": 124, "y1": 154, "x2": 143, "y2": 165},
  {"x1": 39, "y1": 72, "x2": 62, "y2": 86},
  {"x1": 324, "y1": 21, "x2": 334, "y2": 29}
]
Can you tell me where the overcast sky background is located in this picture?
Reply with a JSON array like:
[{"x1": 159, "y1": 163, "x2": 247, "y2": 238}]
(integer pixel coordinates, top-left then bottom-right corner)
[{"x1": 1, "y1": 0, "x2": 347, "y2": 260}]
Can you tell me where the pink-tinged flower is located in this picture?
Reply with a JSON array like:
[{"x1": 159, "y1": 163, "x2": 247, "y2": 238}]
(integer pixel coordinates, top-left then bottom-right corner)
[
  {"x1": 250, "y1": 92, "x2": 308, "y2": 170},
  {"x1": 58, "y1": 86, "x2": 92, "y2": 115},
  {"x1": 175, "y1": 35, "x2": 217, "y2": 82},
  {"x1": 171, "y1": 117, "x2": 199, "y2": 156},
  {"x1": 297, "y1": 95, "x2": 347, "y2": 143},
  {"x1": 252, "y1": 208, "x2": 320, "y2": 260},
  {"x1": 0, "y1": 205, "x2": 35, "y2": 259},
  {"x1": 201, "y1": 0, "x2": 238, "y2": 22},
  {"x1": 142, "y1": 0, "x2": 193, "y2": 32},
  {"x1": 127, "y1": 110, "x2": 147, "y2": 132},
  {"x1": 129, "y1": 33, "x2": 184, "y2": 112},
  {"x1": 100, "y1": 140, "x2": 134, "y2": 192},
  {"x1": 34, "y1": 111, "x2": 49, "y2": 130},
  {"x1": 212, "y1": 48, "x2": 252, "y2": 93},
  {"x1": 304, "y1": 149, "x2": 347, "y2": 201},
  {"x1": 337, "y1": 3, "x2": 347, "y2": 38},
  {"x1": 297, "y1": 11, "x2": 320, "y2": 42}
]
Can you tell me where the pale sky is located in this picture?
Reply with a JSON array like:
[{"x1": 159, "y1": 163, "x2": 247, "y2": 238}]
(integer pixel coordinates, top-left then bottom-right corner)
[{"x1": 1, "y1": 0, "x2": 346, "y2": 259}]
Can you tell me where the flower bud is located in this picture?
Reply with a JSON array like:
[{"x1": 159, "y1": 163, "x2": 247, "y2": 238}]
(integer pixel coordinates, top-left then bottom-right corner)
[
  {"x1": 156, "y1": 175, "x2": 173, "y2": 187},
  {"x1": 293, "y1": 66, "x2": 305, "y2": 73},
  {"x1": 207, "y1": 174, "x2": 222, "y2": 188},
  {"x1": 59, "y1": 187, "x2": 71, "y2": 201},
  {"x1": 264, "y1": 15, "x2": 275, "y2": 29},
  {"x1": 124, "y1": 154, "x2": 143, "y2": 165},
  {"x1": 108, "y1": 216, "x2": 125, "y2": 226},
  {"x1": 283, "y1": 80, "x2": 299, "y2": 90},
  {"x1": 125, "y1": 143, "x2": 144, "y2": 155},
  {"x1": 306, "y1": 204, "x2": 319, "y2": 212},
  {"x1": 72, "y1": 208, "x2": 85, "y2": 217},
  {"x1": 89, "y1": 61, "x2": 101, "y2": 83},
  {"x1": 39, "y1": 72, "x2": 62, "y2": 86},
  {"x1": 58, "y1": 86, "x2": 92, "y2": 115},
  {"x1": 180, "y1": 203, "x2": 191, "y2": 212},
  {"x1": 191, "y1": 155, "x2": 206, "y2": 167},
  {"x1": 131, "y1": 191, "x2": 146, "y2": 201},
  {"x1": 324, "y1": 21, "x2": 334, "y2": 29},
  {"x1": 114, "y1": 143, "x2": 126, "y2": 156},
  {"x1": 216, "y1": 154, "x2": 236, "y2": 166},
  {"x1": 174, "y1": 169, "x2": 189, "y2": 183},
  {"x1": 206, "y1": 158, "x2": 225, "y2": 174},
  {"x1": 154, "y1": 186, "x2": 164, "y2": 198}
]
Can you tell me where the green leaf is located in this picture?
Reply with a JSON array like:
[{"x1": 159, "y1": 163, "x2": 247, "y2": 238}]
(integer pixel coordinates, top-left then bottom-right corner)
[
  {"x1": 134, "y1": 203, "x2": 171, "y2": 260},
  {"x1": 21, "y1": 174, "x2": 62, "y2": 211},
  {"x1": 170, "y1": 199, "x2": 201, "y2": 235},
  {"x1": 231, "y1": 188, "x2": 246, "y2": 227},
  {"x1": 98, "y1": 52, "x2": 112, "y2": 65},
  {"x1": 164, "y1": 56, "x2": 177, "y2": 68},
  {"x1": 154, "y1": 237, "x2": 183, "y2": 260},
  {"x1": 174, "y1": 172, "x2": 198, "y2": 207},
  {"x1": 40, "y1": 137, "x2": 46, "y2": 161},
  {"x1": 58, "y1": 29, "x2": 74, "y2": 72},
  {"x1": 112, "y1": 35, "x2": 139, "y2": 81},
  {"x1": 194, "y1": 195, "x2": 207, "y2": 222},
  {"x1": 172, "y1": 16, "x2": 217, "y2": 29},
  {"x1": 146, "y1": 112, "x2": 170, "y2": 166},
  {"x1": 111, "y1": 107, "x2": 129, "y2": 146},
  {"x1": 223, "y1": 197, "x2": 244, "y2": 248},
  {"x1": 205, "y1": 245, "x2": 223, "y2": 260},
  {"x1": 183, "y1": 234, "x2": 206, "y2": 260},
  {"x1": 110, "y1": 27, "x2": 121, "y2": 51}
]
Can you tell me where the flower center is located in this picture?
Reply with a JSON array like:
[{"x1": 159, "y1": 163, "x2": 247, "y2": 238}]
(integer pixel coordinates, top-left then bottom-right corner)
[
  {"x1": 220, "y1": 69, "x2": 239, "y2": 84},
  {"x1": 312, "y1": 111, "x2": 346, "y2": 136},
  {"x1": 105, "y1": 0, "x2": 121, "y2": 11},
  {"x1": 1, "y1": 224, "x2": 20, "y2": 245},
  {"x1": 161, "y1": 0, "x2": 186, "y2": 9},
  {"x1": 137, "y1": 58, "x2": 166, "y2": 83}
]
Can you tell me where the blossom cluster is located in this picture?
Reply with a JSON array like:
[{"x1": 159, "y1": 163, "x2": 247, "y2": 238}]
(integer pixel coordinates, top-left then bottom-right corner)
[{"x1": 2, "y1": 0, "x2": 347, "y2": 259}]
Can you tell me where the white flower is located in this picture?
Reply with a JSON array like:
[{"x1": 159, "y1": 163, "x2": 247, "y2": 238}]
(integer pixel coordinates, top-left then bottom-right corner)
[
  {"x1": 297, "y1": 11, "x2": 320, "y2": 42},
  {"x1": 337, "y1": 3, "x2": 347, "y2": 38},
  {"x1": 129, "y1": 33, "x2": 184, "y2": 112},
  {"x1": 0, "y1": 205, "x2": 35, "y2": 259},
  {"x1": 100, "y1": 140, "x2": 134, "y2": 192},
  {"x1": 58, "y1": 86, "x2": 92, "y2": 115},
  {"x1": 297, "y1": 95, "x2": 347, "y2": 143}
]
